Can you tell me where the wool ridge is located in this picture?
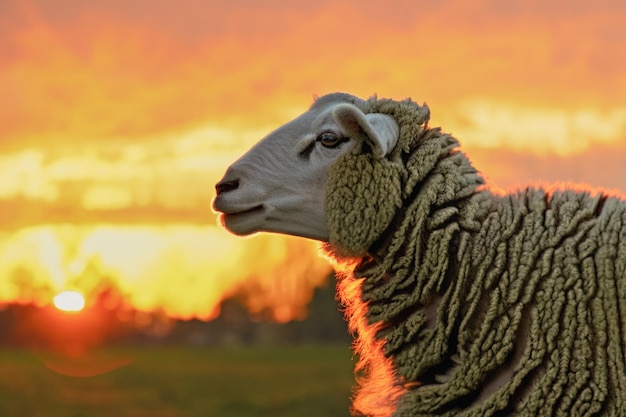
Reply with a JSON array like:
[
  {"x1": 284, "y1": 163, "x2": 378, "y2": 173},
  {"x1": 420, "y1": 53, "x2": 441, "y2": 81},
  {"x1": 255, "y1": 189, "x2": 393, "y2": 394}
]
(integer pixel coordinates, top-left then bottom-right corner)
[{"x1": 325, "y1": 96, "x2": 626, "y2": 416}]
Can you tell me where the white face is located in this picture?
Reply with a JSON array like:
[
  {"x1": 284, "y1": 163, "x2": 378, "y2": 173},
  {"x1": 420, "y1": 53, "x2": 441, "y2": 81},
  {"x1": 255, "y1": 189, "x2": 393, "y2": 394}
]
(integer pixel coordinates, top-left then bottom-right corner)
[
  {"x1": 212, "y1": 97, "x2": 355, "y2": 241},
  {"x1": 212, "y1": 93, "x2": 399, "y2": 242}
]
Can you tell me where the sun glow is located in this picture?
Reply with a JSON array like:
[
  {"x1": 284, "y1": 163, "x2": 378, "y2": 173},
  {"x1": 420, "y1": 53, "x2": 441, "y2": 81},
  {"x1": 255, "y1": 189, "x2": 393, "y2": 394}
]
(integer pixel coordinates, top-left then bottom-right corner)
[
  {"x1": 53, "y1": 291, "x2": 85, "y2": 313},
  {"x1": 0, "y1": 224, "x2": 330, "y2": 321}
]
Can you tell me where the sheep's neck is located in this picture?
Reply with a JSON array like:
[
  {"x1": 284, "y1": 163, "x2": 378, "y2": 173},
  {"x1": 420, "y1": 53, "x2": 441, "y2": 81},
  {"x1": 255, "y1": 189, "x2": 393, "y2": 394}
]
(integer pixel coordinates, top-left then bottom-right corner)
[
  {"x1": 357, "y1": 188, "x2": 489, "y2": 353},
  {"x1": 334, "y1": 172, "x2": 487, "y2": 417}
]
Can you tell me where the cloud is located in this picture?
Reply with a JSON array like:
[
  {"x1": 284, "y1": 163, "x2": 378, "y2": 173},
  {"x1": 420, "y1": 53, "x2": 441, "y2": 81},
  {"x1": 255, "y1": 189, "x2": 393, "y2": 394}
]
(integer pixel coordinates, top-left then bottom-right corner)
[
  {"x1": 0, "y1": 122, "x2": 265, "y2": 218},
  {"x1": 1, "y1": 0, "x2": 624, "y2": 148},
  {"x1": 440, "y1": 99, "x2": 626, "y2": 154},
  {"x1": 467, "y1": 142, "x2": 626, "y2": 195}
]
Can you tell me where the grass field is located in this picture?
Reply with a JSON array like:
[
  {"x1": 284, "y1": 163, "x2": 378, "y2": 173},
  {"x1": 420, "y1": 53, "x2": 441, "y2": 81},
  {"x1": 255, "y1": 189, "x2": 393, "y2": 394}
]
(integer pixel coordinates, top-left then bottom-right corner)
[{"x1": 0, "y1": 345, "x2": 354, "y2": 417}]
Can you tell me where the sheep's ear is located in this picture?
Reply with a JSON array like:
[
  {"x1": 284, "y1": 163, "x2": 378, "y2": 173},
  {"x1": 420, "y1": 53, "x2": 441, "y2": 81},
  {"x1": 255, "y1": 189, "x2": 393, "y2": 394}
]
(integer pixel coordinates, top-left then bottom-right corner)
[{"x1": 332, "y1": 103, "x2": 399, "y2": 158}]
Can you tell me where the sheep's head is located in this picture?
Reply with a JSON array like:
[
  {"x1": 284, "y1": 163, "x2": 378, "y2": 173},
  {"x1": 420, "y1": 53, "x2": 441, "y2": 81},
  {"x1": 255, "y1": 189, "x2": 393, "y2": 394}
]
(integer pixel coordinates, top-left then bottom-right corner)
[{"x1": 213, "y1": 93, "x2": 406, "y2": 257}]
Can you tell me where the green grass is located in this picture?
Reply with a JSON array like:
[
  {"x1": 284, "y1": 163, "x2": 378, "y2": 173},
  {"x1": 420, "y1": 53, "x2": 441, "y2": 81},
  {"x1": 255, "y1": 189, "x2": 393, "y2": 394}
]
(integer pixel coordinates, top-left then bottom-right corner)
[{"x1": 0, "y1": 345, "x2": 355, "y2": 417}]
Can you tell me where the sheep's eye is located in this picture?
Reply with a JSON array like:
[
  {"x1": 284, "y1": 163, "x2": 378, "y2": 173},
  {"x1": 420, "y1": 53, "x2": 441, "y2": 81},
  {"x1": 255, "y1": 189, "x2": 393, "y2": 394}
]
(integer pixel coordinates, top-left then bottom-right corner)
[{"x1": 317, "y1": 132, "x2": 343, "y2": 148}]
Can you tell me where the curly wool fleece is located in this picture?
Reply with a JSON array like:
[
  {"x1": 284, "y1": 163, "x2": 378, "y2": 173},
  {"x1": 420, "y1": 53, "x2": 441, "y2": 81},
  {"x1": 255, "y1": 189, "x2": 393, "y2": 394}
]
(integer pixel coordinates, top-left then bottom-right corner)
[{"x1": 324, "y1": 96, "x2": 626, "y2": 417}]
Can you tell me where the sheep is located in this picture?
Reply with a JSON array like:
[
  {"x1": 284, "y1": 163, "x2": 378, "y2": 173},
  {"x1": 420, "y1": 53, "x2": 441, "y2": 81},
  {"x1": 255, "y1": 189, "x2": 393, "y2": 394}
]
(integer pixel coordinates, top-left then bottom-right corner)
[{"x1": 212, "y1": 92, "x2": 626, "y2": 417}]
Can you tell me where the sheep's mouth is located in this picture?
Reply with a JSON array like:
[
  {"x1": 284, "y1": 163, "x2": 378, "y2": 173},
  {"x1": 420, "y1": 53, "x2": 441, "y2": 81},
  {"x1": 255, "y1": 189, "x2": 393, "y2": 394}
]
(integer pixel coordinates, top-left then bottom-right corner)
[
  {"x1": 219, "y1": 205, "x2": 266, "y2": 235},
  {"x1": 223, "y1": 205, "x2": 265, "y2": 218}
]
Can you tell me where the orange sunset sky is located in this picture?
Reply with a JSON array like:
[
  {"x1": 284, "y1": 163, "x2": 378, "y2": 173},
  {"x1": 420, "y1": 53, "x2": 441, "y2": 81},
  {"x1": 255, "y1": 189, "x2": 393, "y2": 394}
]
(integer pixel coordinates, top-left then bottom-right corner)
[{"x1": 0, "y1": 0, "x2": 625, "y2": 320}]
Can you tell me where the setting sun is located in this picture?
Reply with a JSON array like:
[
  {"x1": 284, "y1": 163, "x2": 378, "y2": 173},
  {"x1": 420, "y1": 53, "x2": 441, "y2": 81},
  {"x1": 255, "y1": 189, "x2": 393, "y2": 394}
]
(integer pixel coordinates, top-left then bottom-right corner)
[{"x1": 53, "y1": 291, "x2": 86, "y2": 313}]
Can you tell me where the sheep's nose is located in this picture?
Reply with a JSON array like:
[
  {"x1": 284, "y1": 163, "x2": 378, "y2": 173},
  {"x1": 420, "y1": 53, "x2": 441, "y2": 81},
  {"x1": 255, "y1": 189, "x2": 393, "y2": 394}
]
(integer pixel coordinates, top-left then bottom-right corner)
[{"x1": 215, "y1": 178, "x2": 240, "y2": 195}]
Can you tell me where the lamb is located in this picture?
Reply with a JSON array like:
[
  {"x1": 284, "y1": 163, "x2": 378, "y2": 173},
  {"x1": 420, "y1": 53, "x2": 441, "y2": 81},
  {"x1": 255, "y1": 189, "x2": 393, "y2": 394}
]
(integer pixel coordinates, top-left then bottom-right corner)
[{"x1": 212, "y1": 92, "x2": 626, "y2": 417}]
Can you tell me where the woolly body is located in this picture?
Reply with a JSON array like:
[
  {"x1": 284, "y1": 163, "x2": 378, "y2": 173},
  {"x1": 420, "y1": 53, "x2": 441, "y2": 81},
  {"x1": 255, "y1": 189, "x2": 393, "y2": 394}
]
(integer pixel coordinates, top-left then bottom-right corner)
[
  {"x1": 214, "y1": 94, "x2": 626, "y2": 416},
  {"x1": 328, "y1": 97, "x2": 626, "y2": 416}
]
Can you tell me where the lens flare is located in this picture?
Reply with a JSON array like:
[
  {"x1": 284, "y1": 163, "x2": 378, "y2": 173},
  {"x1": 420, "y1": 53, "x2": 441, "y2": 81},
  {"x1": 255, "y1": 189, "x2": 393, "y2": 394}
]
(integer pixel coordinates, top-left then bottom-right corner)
[{"x1": 53, "y1": 291, "x2": 85, "y2": 313}]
